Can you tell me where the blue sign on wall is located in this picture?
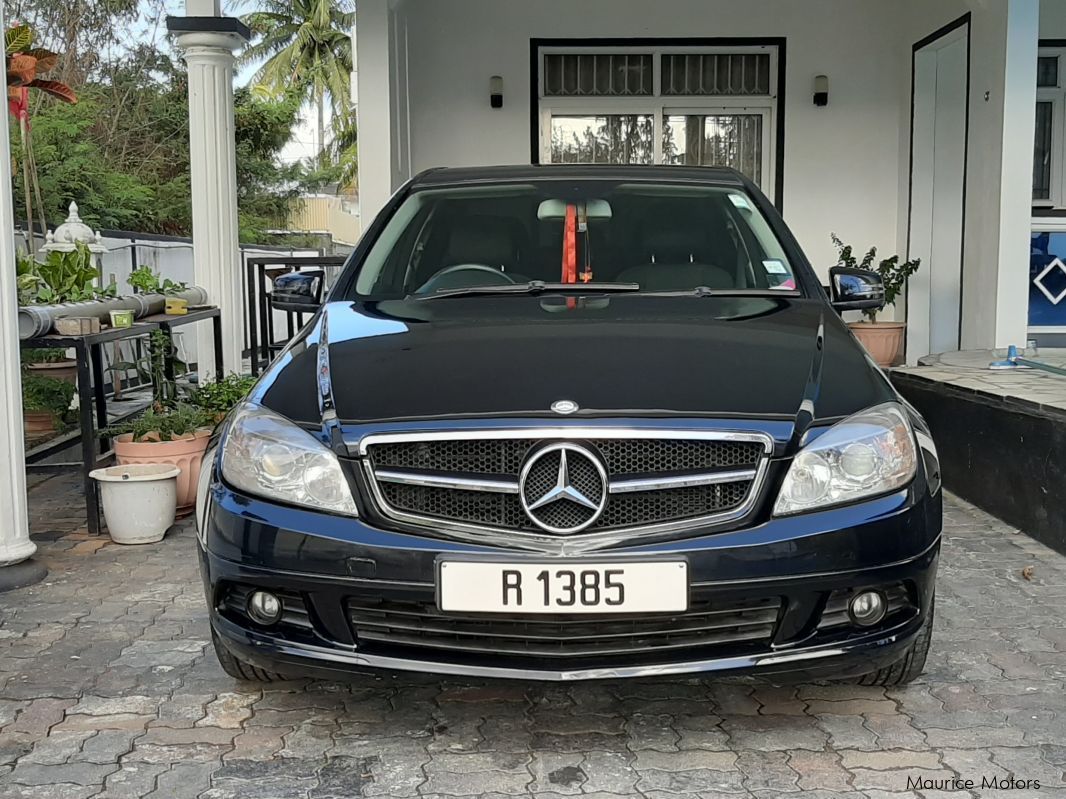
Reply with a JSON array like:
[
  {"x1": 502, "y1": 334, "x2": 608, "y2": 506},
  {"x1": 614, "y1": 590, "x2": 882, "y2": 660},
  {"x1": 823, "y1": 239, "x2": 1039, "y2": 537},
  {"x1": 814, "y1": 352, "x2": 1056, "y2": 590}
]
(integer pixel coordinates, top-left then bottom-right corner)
[{"x1": 1030, "y1": 231, "x2": 1066, "y2": 327}]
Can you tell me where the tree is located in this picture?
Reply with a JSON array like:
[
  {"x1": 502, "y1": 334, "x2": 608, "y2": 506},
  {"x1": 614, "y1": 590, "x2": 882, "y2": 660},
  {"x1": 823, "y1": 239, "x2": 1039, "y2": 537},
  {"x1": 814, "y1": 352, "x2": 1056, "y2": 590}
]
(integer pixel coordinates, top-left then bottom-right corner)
[
  {"x1": 13, "y1": 49, "x2": 310, "y2": 241},
  {"x1": 3, "y1": 0, "x2": 140, "y2": 85},
  {"x1": 241, "y1": 0, "x2": 354, "y2": 165}
]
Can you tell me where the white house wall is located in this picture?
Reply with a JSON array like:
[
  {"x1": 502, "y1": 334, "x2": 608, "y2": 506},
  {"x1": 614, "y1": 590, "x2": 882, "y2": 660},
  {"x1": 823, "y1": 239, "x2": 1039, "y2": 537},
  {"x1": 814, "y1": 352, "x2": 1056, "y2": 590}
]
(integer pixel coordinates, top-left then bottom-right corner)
[
  {"x1": 356, "y1": 0, "x2": 1044, "y2": 354},
  {"x1": 1042, "y1": 0, "x2": 1066, "y2": 37},
  {"x1": 373, "y1": 0, "x2": 907, "y2": 277}
]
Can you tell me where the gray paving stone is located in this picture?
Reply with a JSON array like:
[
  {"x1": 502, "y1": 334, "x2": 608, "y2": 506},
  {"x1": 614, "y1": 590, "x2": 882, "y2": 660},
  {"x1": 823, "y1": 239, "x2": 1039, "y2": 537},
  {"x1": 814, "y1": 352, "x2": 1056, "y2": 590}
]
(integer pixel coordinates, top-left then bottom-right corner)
[
  {"x1": 722, "y1": 715, "x2": 829, "y2": 752},
  {"x1": 528, "y1": 751, "x2": 585, "y2": 795},
  {"x1": 94, "y1": 763, "x2": 169, "y2": 799},
  {"x1": 5, "y1": 486, "x2": 1066, "y2": 798},
  {"x1": 6, "y1": 760, "x2": 120, "y2": 786},
  {"x1": 580, "y1": 751, "x2": 638, "y2": 794}
]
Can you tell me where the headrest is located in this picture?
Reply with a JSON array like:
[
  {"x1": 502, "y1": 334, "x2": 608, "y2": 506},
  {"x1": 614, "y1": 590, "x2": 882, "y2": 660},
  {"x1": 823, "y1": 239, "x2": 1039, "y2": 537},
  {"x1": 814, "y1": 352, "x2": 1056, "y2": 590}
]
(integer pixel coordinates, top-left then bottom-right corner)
[
  {"x1": 645, "y1": 227, "x2": 707, "y2": 264},
  {"x1": 443, "y1": 216, "x2": 522, "y2": 269}
]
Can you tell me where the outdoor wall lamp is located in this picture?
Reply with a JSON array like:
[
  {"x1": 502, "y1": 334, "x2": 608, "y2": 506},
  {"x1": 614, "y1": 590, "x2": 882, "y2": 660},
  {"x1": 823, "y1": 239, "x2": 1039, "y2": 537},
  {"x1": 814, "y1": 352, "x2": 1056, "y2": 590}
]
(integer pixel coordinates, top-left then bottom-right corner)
[
  {"x1": 813, "y1": 75, "x2": 829, "y2": 107},
  {"x1": 490, "y1": 76, "x2": 504, "y2": 109}
]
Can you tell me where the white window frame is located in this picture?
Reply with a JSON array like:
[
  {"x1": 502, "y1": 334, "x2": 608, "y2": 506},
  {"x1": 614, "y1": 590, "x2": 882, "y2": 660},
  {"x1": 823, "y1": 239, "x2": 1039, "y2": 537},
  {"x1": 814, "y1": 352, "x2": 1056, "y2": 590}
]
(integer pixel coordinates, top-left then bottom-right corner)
[
  {"x1": 537, "y1": 45, "x2": 779, "y2": 201},
  {"x1": 1035, "y1": 47, "x2": 1066, "y2": 210},
  {"x1": 661, "y1": 105, "x2": 773, "y2": 189}
]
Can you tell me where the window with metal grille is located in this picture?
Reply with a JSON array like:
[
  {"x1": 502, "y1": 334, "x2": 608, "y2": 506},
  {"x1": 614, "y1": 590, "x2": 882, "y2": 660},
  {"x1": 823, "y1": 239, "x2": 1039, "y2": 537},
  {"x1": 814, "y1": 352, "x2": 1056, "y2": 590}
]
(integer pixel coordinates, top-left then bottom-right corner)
[
  {"x1": 537, "y1": 45, "x2": 779, "y2": 197},
  {"x1": 661, "y1": 53, "x2": 771, "y2": 96},
  {"x1": 543, "y1": 53, "x2": 654, "y2": 97}
]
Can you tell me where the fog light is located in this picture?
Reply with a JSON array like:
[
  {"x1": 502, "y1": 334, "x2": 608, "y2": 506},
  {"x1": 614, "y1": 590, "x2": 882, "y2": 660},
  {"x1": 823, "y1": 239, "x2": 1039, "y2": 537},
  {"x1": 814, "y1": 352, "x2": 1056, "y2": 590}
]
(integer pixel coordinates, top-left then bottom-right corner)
[
  {"x1": 848, "y1": 590, "x2": 886, "y2": 627},
  {"x1": 247, "y1": 590, "x2": 282, "y2": 625}
]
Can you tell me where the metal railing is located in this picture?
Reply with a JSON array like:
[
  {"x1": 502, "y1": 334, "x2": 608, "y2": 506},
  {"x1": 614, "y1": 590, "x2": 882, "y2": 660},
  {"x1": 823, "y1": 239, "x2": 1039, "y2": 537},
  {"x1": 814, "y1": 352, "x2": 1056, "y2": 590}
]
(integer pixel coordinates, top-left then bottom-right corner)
[{"x1": 245, "y1": 255, "x2": 347, "y2": 374}]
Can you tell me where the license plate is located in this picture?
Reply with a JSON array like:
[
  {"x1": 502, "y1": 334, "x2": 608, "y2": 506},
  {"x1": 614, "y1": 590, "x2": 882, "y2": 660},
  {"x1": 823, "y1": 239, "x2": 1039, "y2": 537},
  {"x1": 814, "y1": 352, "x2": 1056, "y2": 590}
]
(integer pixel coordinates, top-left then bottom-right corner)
[{"x1": 438, "y1": 560, "x2": 687, "y2": 614}]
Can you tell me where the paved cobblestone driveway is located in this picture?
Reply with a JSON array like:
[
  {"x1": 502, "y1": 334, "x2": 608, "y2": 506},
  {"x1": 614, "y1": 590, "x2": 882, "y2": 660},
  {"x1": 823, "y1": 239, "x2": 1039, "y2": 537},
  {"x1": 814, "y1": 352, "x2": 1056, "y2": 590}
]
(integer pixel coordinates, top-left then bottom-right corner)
[{"x1": 2, "y1": 476, "x2": 1066, "y2": 798}]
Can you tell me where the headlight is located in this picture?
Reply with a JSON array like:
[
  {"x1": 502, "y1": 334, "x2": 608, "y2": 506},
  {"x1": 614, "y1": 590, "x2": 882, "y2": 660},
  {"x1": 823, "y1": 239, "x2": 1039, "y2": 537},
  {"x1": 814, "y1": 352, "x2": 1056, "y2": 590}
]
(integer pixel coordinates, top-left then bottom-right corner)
[
  {"x1": 220, "y1": 403, "x2": 358, "y2": 516},
  {"x1": 774, "y1": 402, "x2": 917, "y2": 515}
]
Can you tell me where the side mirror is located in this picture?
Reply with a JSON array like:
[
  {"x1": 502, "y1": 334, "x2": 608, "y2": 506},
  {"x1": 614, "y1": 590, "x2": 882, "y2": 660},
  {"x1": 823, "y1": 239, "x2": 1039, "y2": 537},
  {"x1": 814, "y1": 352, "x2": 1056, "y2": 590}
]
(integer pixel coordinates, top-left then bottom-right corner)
[
  {"x1": 271, "y1": 270, "x2": 324, "y2": 312},
  {"x1": 829, "y1": 266, "x2": 885, "y2": 312}
]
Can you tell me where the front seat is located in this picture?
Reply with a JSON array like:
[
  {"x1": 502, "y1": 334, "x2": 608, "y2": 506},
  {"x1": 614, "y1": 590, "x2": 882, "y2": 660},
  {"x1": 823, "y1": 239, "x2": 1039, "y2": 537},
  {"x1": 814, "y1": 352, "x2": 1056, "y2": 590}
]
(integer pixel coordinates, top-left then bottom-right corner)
[
  {"x1": 415, "y1": 215, "x2": 529, "y2": 293},
  {"x1": 440, "y1": 215, "x2": 526, "y2": 273},
  {"x1": 617, "y1": 226, "x2": 734, "y2": 291}
]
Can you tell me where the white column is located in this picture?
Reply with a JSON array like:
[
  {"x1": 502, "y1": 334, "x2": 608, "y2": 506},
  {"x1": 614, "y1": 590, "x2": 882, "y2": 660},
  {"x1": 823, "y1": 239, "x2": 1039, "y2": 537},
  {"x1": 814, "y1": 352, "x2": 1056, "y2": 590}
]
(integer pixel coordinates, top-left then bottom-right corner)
[
  {"x1": 172, "y1": 27, "x2": 247, "y2": 376},
  {"x1": 0, "y1": 1, "x2": 41, "y2": 578},
  {"x1": 355, "y1": 0, "x2": 394, "y2": 221},
  {"x1": 955, "y1": 0, "x2": 1039, "y2": 350},
  {"x1": 992, "y1": 0, "x2": 1039, "y2": 348}
]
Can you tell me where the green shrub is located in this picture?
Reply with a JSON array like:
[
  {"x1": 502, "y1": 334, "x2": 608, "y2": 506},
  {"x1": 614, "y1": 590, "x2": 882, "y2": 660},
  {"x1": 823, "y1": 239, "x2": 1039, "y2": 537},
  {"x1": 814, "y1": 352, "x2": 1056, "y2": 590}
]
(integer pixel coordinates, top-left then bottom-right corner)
[
  {"x1": 128, "y1": 265, "x2": 187, "y2": 295},
  {"x1": 105, "y1": 403, "x2": 213, "y2": 442},
  {"x1": 16, "y1": 242, "x2": 114, "y2": 305},
  {"x1": 188, "y1": 373, "x2": 257, "y2": 418},
  {"x1": 22, "y1": 373, "x2": 75, "y2": 418},
  {"x1": 21, "y1": 348, "x2": 70, "y2": 364}
]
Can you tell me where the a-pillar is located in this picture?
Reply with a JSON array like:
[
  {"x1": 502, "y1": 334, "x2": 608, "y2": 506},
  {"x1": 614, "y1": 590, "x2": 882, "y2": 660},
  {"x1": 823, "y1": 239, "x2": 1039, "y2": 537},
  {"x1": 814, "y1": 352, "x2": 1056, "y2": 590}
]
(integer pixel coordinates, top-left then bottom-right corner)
[{"x1": 167, "y1": 3, "x2": 249, "y2": 376}]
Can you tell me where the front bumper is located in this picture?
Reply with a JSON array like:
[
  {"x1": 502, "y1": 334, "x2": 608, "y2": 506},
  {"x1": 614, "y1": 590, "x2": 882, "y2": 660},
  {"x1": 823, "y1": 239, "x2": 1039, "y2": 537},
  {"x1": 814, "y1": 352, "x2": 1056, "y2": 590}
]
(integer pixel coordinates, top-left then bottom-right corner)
[{"x1": 200, "y1": 481, "x2": 940, "y2": 682}]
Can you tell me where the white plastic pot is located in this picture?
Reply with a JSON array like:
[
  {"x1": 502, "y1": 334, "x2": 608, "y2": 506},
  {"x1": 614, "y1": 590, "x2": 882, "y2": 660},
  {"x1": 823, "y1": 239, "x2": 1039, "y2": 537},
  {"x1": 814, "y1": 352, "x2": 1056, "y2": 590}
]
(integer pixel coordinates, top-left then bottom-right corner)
[{"x1": 90, "y1": 464, "x2": 181, "y2": 544}]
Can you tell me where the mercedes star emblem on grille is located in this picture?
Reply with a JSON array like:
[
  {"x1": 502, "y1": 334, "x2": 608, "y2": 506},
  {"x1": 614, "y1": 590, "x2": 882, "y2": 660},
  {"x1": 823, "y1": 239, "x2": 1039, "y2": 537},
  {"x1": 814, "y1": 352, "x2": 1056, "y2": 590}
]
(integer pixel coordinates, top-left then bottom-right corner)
[{"x1": 518, "y1": 443, "x2": 608, "y2": 534}]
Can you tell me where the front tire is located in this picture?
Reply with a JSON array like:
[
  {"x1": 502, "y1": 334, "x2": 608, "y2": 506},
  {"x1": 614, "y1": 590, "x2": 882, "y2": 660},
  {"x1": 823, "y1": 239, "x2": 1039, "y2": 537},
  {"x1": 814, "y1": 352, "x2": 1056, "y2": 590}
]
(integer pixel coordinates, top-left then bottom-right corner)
[
  {"x1": 211, "y1": 629, "x2": 287, "y2": 683},
  {"x1": 855, "y1": 596, "x2": 934, "y2": 686}
]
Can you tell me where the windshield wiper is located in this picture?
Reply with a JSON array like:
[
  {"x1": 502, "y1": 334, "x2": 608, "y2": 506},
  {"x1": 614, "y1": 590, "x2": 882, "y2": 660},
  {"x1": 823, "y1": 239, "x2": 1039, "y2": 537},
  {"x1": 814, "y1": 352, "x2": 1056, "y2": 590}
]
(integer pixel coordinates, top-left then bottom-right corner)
[
  {"x1": 649, "y1": 286, "x2": 802, "y2": 298},
  {"x1": 416, "y1": 281, "x2": 641, "y2": 300}
]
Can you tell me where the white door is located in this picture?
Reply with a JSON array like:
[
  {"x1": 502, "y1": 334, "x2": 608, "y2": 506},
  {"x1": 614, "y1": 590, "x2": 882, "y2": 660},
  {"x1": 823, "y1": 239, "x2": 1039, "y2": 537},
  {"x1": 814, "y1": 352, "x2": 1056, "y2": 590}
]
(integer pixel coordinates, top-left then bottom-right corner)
[{"x1": 908, "y1": 26, "x2": 968, "y2": 361}]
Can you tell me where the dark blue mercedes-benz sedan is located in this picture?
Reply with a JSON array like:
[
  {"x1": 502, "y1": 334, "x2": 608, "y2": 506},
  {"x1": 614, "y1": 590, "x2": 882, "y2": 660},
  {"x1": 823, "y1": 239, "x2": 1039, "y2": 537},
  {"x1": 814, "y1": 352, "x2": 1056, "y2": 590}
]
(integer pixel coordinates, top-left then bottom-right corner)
[{"x1": 196, "y1": 165, "x2": 942, "y2": 684}]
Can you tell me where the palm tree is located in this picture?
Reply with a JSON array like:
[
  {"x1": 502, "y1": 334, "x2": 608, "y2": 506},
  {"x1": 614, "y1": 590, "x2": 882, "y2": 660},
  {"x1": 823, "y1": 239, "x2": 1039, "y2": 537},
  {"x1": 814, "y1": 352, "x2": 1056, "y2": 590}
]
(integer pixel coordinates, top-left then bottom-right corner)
[{"x1": 240, "y1": 0, "x2": 354, "y2": 163}]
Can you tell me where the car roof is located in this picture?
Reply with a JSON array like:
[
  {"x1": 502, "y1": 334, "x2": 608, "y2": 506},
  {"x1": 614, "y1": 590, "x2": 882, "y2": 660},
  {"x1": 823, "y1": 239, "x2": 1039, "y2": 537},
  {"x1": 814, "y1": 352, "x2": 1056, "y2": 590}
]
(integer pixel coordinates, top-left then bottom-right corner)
[{"x1": 409, "y1": 164, "x2": 748, "y2": 188}]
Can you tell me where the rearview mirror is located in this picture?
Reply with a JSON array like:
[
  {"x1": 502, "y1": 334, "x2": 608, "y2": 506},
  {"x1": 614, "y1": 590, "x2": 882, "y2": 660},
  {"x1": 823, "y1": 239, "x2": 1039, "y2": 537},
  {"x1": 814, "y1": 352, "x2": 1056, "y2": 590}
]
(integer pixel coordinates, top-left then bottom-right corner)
[
  {"x1": 829, "y1": 266, "x2": 885, "y2": 312},
  {"x1": 271, "y1": 270, "x2": 324, "y2": 313}
]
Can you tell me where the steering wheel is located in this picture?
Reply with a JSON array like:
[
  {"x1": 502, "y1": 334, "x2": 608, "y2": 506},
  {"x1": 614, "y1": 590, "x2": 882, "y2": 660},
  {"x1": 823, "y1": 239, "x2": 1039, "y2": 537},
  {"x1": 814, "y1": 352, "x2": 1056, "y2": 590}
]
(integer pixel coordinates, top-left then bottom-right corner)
[{"x1": 416, "y1": 264, "x2": 517, "y2": 294}]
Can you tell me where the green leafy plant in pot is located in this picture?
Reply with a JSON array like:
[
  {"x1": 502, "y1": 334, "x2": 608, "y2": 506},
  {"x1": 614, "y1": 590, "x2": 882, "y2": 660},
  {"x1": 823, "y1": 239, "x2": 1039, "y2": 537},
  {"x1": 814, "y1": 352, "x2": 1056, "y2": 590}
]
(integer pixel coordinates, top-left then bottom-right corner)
[
  {"x1": 21, "y1": 347, "x2": 77, "y2": 383},
  {"x1": 106, "y1": 403, "x2": 214, "y2": 515},
  {"x1": 832, "y1": 234, "x2": 921, "y2": 367},
  {"x1": 16, "y1": 242, "x2": 114, "y2": 305},
  {"x1": 22, "y1": 371, "x2": 74, "y2": 435},
  {"x1": 187, "y1": 373, "x2": 257, "y2": 423}
]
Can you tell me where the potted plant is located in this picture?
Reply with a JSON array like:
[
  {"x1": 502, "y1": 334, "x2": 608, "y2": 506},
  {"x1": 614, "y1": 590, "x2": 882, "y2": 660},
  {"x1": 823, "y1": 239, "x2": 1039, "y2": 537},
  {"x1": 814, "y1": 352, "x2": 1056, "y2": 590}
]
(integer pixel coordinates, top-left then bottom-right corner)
[
  {"x1": 832, "y1": 234, "x2": 921, "y2": 368},
  {"x1": 21, "y1": 372, "x2": 74, "y2": 435},
  {"x1": 128, "y1": 265, "x2": 187, "y2": 296},
  {"x1": 21, "y1": 347, "x2": 76, "y2": 383},
  {"x1": 107, "y1": 404, "x2": 214, "y2": 514},
  {"x1": 89, "y1": 464, "x2": 182, "y2": 544},
  {"x1": 188, "y1": 373, "x2": 258, "y2": 423},
  {"x1": 16, "y1": 242, "x2": 113, "y2": 305}
]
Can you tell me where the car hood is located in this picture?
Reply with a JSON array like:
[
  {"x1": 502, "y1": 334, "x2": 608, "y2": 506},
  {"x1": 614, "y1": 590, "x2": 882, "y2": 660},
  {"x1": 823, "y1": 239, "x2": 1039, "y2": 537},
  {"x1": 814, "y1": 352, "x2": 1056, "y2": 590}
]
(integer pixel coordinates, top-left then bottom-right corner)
[{"x1": 254, "y1": 295, "x2": 895, "y2": 427}]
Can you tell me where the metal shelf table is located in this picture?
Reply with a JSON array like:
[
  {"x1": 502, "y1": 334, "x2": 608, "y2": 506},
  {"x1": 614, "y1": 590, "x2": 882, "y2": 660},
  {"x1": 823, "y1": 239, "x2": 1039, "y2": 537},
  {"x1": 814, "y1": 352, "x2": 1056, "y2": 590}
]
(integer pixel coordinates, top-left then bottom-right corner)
[{"x1": 20, "y1": 306, "x2": 223, "y2": 535}]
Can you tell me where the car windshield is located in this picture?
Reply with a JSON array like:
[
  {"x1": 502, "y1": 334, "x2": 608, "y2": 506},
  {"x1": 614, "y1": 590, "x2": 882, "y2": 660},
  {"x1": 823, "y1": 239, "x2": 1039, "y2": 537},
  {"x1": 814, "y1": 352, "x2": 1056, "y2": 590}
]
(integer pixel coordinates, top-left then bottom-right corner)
[{"x1": 349, "y1": 181, "x2": 800, "y2": 300}]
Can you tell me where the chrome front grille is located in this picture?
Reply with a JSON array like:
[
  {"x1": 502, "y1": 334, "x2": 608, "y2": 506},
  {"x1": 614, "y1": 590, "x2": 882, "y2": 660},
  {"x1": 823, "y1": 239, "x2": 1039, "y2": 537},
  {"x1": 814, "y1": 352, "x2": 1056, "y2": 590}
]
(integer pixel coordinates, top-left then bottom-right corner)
[
  {"x1": 368, "y1": 437, "x2": 764, "y2": 477},
  {"x1": 357, "y1": 429, "x2": 771, "y2": 547},
  {"x1": 347, "y1": 595, "x2": 782, "y2": 659},
  {"x1": 377, "y1": 480, "x2": 753, "y2": 533}
]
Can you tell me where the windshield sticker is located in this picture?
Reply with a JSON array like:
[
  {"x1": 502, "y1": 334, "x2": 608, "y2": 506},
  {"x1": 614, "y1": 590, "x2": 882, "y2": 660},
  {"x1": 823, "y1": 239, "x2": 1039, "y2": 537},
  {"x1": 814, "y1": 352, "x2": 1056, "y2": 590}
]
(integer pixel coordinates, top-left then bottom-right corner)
[
  {"x1": 763, "y1": 260, "x2": 788, "y2": 275},
  {"x1": 728, "y1": 194, "x2": 752, "y2": 211}
]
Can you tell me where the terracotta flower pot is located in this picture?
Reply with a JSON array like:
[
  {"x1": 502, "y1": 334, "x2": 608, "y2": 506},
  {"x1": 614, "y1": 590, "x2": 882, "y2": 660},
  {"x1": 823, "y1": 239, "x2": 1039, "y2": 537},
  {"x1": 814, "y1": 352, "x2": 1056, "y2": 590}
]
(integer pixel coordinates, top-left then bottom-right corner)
[
  {"x1": 848, "y1": 321, "x2": 906, "y2": 368},
  {"x1": 113, "y1": 428, "x2": 212, "y2": 512},
  {"x1": 23, "y1": 410, "x2": 56, "y2": 436},
  {"x1": 27, "y1": 360, "x2": 78, "y2": 384}
]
